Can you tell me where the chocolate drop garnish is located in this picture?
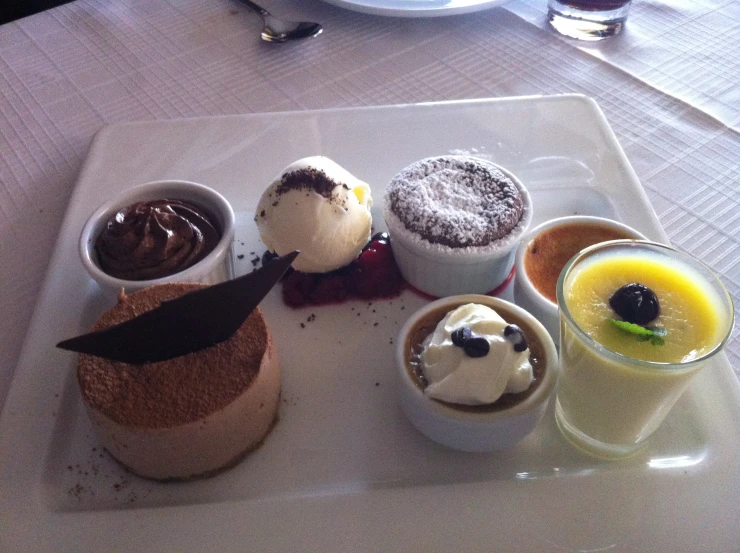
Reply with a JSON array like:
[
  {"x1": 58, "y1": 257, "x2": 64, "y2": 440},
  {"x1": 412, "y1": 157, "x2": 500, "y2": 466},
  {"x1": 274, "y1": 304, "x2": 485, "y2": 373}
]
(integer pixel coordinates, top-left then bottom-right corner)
[
  {"x1": 504, "y1": 324, "x2": 528, "y2": 353},
  {"x1": 463, "y1": 336, "x2": 490, "y2": 358},
  {"x1": 451, "y1": 326, "x2": 473, "y2": 347}
]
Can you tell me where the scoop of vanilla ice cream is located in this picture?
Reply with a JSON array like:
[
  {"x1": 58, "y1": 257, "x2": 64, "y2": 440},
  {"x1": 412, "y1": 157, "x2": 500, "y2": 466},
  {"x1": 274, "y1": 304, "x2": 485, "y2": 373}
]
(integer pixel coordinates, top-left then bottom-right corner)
[
  {"x1": 255, "y1": 157, "x2": 373, "y2": 273},
  {"x1": 421, "y1": 303, "x2": 533, "y2": 405}
]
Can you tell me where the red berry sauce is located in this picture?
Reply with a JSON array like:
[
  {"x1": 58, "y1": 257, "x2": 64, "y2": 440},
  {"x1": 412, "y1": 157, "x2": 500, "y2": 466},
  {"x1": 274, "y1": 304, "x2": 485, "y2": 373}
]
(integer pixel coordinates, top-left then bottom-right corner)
[
  {"x1": 266, "y1": 232, "x2": 516, "y2": 308},
  {"x1": 278, "y1": 233, "x2": 405, "y2": 307}
]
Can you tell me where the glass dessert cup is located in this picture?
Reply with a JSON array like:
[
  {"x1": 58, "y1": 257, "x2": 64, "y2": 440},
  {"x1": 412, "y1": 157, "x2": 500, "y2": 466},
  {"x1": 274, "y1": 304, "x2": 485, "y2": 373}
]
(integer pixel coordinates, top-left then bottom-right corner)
[
  {"x1": 555, "y1": 240, "x2": 734, "y2": 459},
  {"x1": 79, "y1": 180, "x2": 235, "y2": 296},
  {"x1": 396, "y1": 295, "x2": 558, "y2": 452},
  {"x1": 514, "y1": 215, "x2": 646, "y2": 341}
]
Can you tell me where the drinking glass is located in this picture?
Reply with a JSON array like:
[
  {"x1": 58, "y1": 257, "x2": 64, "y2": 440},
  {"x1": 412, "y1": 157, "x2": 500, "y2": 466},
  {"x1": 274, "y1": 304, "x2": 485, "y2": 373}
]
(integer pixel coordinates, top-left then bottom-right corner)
[{"x1": 547, "y1": 0, "x2": 632, "y2": 40}]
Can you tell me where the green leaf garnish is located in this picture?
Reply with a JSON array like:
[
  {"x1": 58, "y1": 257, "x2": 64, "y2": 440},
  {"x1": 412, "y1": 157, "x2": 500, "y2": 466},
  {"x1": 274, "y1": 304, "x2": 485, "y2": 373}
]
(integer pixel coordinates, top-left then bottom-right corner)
[
  {"x1": 608, "y1": 319, "x2": 666, "y2": 346},
  {"x1": 609, "y1": 319, "x2": 654, "y2": 336}
]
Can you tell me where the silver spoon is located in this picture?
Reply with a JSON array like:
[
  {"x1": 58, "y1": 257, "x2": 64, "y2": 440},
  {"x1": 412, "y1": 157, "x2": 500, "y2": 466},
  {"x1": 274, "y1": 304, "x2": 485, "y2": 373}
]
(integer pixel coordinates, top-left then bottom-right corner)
[{"x1": 235, "y1": 0, "x2": 323, "y2": 43}]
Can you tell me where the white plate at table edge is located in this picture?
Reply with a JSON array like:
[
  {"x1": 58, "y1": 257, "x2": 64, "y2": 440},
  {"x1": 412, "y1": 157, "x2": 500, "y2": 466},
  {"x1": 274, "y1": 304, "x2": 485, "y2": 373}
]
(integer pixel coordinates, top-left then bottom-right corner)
[
  {"x1": 1, "y1": 94, "x2": 738, "y2": 552},
  {"x1": 320, "y1": 0, "x2": 508, "y2": 17}
]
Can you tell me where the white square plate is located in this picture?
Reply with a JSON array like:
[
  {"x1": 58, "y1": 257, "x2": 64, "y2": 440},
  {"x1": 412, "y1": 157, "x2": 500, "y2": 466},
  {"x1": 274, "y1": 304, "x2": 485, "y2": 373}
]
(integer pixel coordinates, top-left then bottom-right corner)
[{"x1": 2, "y1": 95, "x2": 738, "y2": 552}]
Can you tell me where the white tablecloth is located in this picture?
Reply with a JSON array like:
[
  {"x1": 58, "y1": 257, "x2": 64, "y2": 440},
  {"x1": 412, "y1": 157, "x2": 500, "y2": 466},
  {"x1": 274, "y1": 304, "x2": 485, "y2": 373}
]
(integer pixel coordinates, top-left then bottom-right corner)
[{"x1": 0, "y1": 0, "x2": 738, "y2": 408}]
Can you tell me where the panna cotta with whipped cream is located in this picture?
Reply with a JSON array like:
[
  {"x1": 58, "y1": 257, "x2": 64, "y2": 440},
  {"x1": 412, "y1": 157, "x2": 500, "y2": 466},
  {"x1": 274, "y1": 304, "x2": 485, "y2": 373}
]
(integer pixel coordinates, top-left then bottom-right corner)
[
  {"x1": 397, "y1": 295, "x2": 557, "y2": 451},
  {"x1": 420, "y1": 303, "x2": 534, "y2": 405},
  {"x1": 76, "y1": 283, "x2": 280, "y2": 480},
  {"x1": 255, "y1": 156, "x2": 372, "y2": 274}
]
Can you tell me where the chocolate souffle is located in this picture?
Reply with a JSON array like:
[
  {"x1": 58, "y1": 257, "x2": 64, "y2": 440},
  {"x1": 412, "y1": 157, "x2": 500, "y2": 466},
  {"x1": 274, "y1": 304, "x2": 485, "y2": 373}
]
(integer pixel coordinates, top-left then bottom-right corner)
[
  {"x1": 77, "y1": 283, "x2": 280, "y2": 481},
  {"x1": 383, "y1": 156, "x2": 532, "y2": 297}
]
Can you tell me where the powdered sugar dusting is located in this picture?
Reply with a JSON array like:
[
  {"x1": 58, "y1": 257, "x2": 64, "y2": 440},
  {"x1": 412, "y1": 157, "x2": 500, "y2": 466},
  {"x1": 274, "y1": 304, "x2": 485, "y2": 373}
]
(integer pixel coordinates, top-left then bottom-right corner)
[{"x1": 386, "y1": 157, "x2": 524, "y2": 248}]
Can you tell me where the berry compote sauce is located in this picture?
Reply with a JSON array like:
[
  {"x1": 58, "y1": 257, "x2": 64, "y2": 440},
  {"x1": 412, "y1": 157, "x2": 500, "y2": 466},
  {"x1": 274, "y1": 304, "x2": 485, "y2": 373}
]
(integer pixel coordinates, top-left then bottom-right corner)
[{"x1": 266, "y1": 232, "x2": 406, "y2": 308}]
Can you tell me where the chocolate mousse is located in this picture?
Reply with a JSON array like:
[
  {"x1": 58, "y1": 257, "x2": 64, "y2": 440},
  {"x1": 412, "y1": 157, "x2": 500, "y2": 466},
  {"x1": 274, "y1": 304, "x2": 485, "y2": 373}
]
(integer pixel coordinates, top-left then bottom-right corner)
[
  {"x1": 95, "y1": 199, "x2": 220, "y2": 280},
  {"x1": 76, "y1": 283, "x2": 281, "y2": 481}
]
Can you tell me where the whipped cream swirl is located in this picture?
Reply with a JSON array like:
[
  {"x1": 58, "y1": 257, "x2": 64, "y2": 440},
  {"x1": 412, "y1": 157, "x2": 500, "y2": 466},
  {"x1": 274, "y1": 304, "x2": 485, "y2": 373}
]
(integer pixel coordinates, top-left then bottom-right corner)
[
  {"x1": 95, "y1": 199, "x2": 220, "y2": 281},
  {"x1": 421, "y1": 303, "x2": 533, "y2": 405}
]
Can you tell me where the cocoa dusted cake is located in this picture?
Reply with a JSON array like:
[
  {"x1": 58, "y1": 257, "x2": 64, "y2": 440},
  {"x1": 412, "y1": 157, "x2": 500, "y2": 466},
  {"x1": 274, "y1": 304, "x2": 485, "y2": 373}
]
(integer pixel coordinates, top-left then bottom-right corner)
[
  {"x1": 76, "y1": 283, "x2": 281, "y2": 481},
  {"x1": 382, "y1": 155, "x2": 532, "y2": 297},
  {"x1": 385, "y1": 156, "x2": 526, "y2": 251}
]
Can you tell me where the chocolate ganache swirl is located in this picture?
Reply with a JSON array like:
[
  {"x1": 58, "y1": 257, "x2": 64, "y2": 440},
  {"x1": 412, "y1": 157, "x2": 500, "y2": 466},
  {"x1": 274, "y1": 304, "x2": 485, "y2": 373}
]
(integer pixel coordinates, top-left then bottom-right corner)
[{"x1": 95, "y1": 199, "x2": 221, "y2": 281}]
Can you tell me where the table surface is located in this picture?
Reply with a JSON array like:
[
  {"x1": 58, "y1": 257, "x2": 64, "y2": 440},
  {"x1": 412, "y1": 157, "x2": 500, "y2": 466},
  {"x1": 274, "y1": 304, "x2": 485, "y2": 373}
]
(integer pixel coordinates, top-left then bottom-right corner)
[{"x1": 0, "y1": 0, "x2": 738, "y2": 411}]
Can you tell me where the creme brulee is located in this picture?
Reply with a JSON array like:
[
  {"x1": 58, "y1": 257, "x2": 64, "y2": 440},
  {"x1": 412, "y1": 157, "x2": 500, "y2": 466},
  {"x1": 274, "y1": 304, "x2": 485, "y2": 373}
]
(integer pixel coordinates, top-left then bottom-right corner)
[{"x1": 524, "y1": 222, "x2": 633, "y2": 303}]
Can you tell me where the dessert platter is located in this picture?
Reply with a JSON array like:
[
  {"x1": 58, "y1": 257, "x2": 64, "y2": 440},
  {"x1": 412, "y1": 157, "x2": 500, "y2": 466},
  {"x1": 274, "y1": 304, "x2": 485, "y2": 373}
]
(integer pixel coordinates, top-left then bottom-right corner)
[
  {"x1": 1, "y1": 95, "x2": 738, "y2": 551},
  {"x1": 320, "y1": 0, "x2": 509, "y2": 18}
]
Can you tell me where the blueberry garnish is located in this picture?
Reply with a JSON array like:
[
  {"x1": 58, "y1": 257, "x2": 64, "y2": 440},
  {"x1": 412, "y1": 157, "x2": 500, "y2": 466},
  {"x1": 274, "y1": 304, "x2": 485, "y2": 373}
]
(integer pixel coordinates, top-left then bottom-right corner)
[
  {"x1": 451, "y1": 326, "x2": 472, "y2": 347},
  {"x1": 609, "y1": 283, "x2": 660, "y2": 325},
  {"x1": 463, "y1": 336, "x2": 490, "y2": 358},
  {"x1": 504, "y1": 324, "x2": 528, "y2": 353}
]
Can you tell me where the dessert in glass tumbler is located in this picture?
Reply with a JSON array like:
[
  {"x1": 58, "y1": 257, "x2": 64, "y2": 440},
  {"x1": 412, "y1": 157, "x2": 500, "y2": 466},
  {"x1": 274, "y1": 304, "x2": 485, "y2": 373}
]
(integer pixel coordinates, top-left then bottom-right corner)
[
  {"x1": 384, "y1": 156, "x2": 532, "y2": 298},
  {"x1": 255, "y1": 156, "x2": 373, "y2": 274},
  {"x1": 556, "y1": 240, "x2": 734, "y2": 458},
  {"x1": 397, "y1": 295, "x2": 557, "y2": 452}
]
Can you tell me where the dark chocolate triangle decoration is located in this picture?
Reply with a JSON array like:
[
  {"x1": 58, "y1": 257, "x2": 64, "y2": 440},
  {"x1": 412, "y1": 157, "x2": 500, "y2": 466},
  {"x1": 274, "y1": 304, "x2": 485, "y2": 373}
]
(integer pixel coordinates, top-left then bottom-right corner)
[{"x1": 57, "y1": 251, "x2": 299, "y2": 364}]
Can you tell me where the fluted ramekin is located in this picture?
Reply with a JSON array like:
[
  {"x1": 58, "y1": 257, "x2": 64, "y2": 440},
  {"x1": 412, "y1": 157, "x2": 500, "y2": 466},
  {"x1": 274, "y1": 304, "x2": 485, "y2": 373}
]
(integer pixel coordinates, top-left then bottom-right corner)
[
  {"x1": 79, "y1": 180, "x2": 235, "y2": 296},
  {"x1": 383, "y1": 161, "x2": 532, "y2": 298}
]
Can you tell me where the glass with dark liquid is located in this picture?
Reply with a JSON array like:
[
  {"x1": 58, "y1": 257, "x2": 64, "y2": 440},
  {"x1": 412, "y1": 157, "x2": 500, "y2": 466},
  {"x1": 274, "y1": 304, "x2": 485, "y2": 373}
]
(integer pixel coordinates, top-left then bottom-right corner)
[{"x1": 548, "y1": 0, "x2": 632, "y2": 40}]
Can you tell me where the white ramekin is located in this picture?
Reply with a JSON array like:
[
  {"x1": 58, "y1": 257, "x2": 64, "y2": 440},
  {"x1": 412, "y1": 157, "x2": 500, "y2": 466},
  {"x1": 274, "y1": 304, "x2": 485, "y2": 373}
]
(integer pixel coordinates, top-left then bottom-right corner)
[
  {"x1": 384, "y1": 161, "x2": 532, "y2": 298},
  {"x1": 79, "y1": 180, "x2": 235, "y2": 296},
  {"x1": 396, "y1": 294, "x2": 558, "y2": 452},
  {"x1": 513, "y1": 215, "x2": 646, "y2": 341}
]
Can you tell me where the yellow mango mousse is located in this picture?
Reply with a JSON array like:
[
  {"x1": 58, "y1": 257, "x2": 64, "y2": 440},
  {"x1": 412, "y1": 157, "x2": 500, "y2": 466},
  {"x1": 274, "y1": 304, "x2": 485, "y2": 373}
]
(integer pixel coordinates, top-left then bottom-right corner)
[
  {"x1": 566, "y1": 252, "x2": 723, "y2": 363},
  {"x1": 556, "y1": 242, "x2": 731, "y2": 457}
]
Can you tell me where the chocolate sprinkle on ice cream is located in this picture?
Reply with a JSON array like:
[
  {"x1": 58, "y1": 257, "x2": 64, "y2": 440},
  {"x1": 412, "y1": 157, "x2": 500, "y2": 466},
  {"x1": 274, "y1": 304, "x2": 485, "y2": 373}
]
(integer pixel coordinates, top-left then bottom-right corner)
[
  {"x1": 275, "y1": 167, "x2": 348, "y2": 209},
  {"x1": 386, "y1": 157, "x2": 524, "y2": 248}
]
